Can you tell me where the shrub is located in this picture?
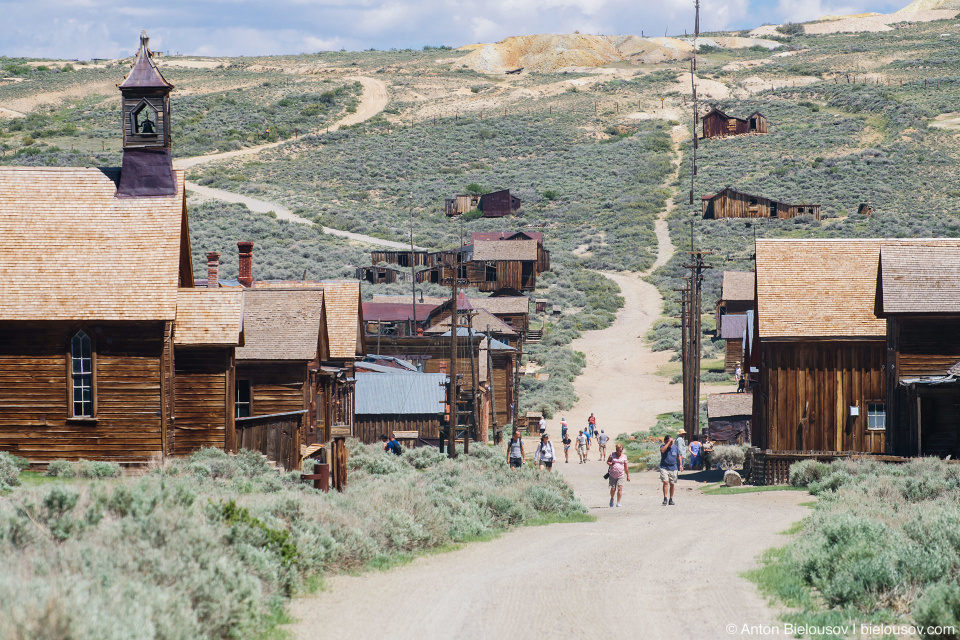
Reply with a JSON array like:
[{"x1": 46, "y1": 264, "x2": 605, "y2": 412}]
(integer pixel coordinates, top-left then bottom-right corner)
[
  {"x1": 0, "y1": 452, "x2": 28, "y2": 489},
  {"x1": 45, "y1": 459, "x2": 121, "y2": 479},
  {"x1": 914, "y1": 582, "x2": 960, "y2": 638},
  {"x1": 45, "y1": 459, "x2": 76, "y2": 478},
  {"x1": 789, "y1": 459, "x2": 830, "y2": 486},
  {"x1": 711, "y1": 445, "x2": 746, "y2": 470},
  {"x1": 776, "y1": 22, "x2": 805, "y2": 36}
]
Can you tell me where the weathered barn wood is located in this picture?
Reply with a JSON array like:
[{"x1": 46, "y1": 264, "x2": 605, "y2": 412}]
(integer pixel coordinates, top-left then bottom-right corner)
[
  {"x1": 353, "y1": 372, "x2": 446, "y2": 445},
  {"x1": 235, "y1": 410, "x2": 306, "y2": 471},
  {"x1": 707, "y1": 393, "x2": 752, "y2": 445},
  {"x1": 479, "y1": 189, "x2": 522, "y2": 218},
  {"x1": 718, "y1": 313, "x2": 747, "y2": 373},
  {"x1": 702, "y1": 108, "x2": 767, "y2": 139},
  {"x1": 356, "y1": 265, "x2": 408, "y2": 284},
  {"x1": 702, "y1": 188, "x2": 820, "y2": 221},
  {"x1": 370, "y1": 250, "x2": 434, "y2": 268}
]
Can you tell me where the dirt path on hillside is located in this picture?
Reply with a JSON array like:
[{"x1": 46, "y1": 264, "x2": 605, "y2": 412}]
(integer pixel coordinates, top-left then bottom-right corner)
[
  {"x1": 175, "y1": 77, "x2": 388, "y2": 170},
  {"x1": 286, "y1": 129, "x2": 807, "y2": 640},
  {"x1": 180, "y1": 77, "x2": 418, "y2": 249}
]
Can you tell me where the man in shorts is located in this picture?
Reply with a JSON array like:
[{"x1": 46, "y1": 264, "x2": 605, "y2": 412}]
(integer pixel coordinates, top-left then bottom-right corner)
[
  {"x1": 597, "y1": 429, "x2": 609, "y2": 461},
  {"x1": 659, "y1": 434, "x2": 680, "y2": 506},
  {"x1": 562, "y1": 433, "x2": 572, "y2": 463},
  {"x1": 507, "y1": 430, "x2": 524, "y2": 469},
  {"x1": 576, "y1": 430, "x2": 588, "y2": 464}
]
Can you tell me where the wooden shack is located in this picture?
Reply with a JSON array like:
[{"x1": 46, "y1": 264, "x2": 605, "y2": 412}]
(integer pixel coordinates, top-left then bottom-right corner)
[
  {"x1": 356, "y1": 265, "x2": 407, "y2": 284},
  {"x1": 878, "y1": 243, "x2": 960, "y2": 458},
  {"x1": 479, "y1": 190, "x2": 522, "y2": 218},
  {"x1": 702, "y1": 107, "x2": 767, "y2": 139},
  {"x1": 171, "y1": 288, "x2": 245, "y2": 456},
  {"x1": 754, "y1": 239, "x2": 887, "y2": 454},
  {"x1": 370, "y1": 249, "x2": 434, "y2": 268},
  {"x1": 353, "y1": 372, "x2": 447, "y2": 446},
  {"x1": 707, "y1": 393, "x2": 753, "y2": 445},
  {"x1": 445, "y1": 194, "x2": 482, "y2": 217},
  {"x1": 472, "y1": 240, "x2": 539, "y2": 291},
  {"x1": 363, "y1": 301, "x2": 438, "y2": 337},
  {"x1": 702, "y1": 188, "x2": 820, "y2": 221},
  {"x1": 373, "y1": 293, "x2": 530, "y2": 339},
  {"x1": 718, "y1": 314, "x2": 747, "y2": 374},
  {"x1": 471, "y1": 231, "x2": 549, "y2": 274}
]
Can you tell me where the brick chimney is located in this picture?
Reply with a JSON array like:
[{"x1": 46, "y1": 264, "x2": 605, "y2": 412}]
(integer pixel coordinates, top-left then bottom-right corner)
[
  {"x1": 205, "y1": 251, "x2": 221, "y2": 289},
  {"x1": 237, "y1": 241, "x2": 254, "y2": 288}
]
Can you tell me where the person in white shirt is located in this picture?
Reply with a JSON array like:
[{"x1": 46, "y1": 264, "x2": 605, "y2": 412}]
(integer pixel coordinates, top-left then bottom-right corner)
[
  {"x1": 534, "y1": 434, "x2": 556, "y2": 471},
  {"x1": 597, "y1": 429, "x2": 610, "y2": 461},
  {"x1": 538, "y1": 416, "x2": 546, "y2": 435},
  {"x1": 576, "y1": 430, "x2": 588, "y2": 464}
]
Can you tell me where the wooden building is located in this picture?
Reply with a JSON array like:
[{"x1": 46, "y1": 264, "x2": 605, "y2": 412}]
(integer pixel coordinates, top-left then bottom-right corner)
[
  {"x1": 171, "y1": 288, "x2": 245, "y2": 457},
  {"x1": 702, "y1": 108, "x2": 767, "y2": 139},
  {"x1": 362, "y1": 301, "x2": 439, "y2": 337},
  {"x1": 702, "y1": 188, "x2": 820, "y2": 221},
  {"x1": 471, "y1": 231, "x2": 550, "y2": 274},
  {"x1": 373, "y1": 292, "x2": 530, "y2": 338},
  {"x1": 718, "y1": 314, "x2": 747, "y2": 374},
  {"x1": 369, "y1": 249, "x2": 434, "y2": 268},
  {"x1": 353, "y1": 372, "x2": 447, "y2": 447},
  {"x1": 355, "y1": 265, "x2": 408, "y2": 284},
  {"x1": 707, "y1": 393, "x2": 753, "y2": 445},
  {"x1": 716, "y1": 271, "x2": 755, "y2": 319},
  {"x1": 878, "y1": 243, "x2": 960, "y2": 458},
  {"x1": 444, "y1": 190, "x2": 522, "y2": 218},
  {"x1": 417, "y1": 240, "x2": 539, "y2": 292},
  {"x1": 754, "y1": 239, "x2": 888, "y2": 454}
]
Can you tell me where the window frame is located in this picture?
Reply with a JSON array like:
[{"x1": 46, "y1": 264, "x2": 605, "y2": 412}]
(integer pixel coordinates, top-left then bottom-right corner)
[
  {"x1": 866, "y1": 402, "x2": 886, "y2": 431},
  {"x1": 67, "y1": 329, "x2": 96, "y2": 420},
  {"x1": 235, "y1": 379, "x2": 252, "y2": 418},
  {"x1": 484, "y1": 262, "x2": 497, "y2": 282}
]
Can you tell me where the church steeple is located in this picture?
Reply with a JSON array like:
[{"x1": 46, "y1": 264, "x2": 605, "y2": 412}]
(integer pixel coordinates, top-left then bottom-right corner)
[
  {"x1": 119, "y1": 30, "x2": 173, "y2": 151},
  {"x1": 116, "y1": 31, "x2": 176, "y2": 197}
]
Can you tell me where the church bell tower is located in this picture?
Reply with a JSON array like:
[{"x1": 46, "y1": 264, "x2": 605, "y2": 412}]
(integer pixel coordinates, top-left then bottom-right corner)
[{"x1": 116, "y1": 31, "x2": 176, "y2": 197}]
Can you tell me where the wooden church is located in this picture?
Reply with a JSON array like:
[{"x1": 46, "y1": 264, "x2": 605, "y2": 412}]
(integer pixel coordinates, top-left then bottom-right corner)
[{"x1": 0, "y1": 32, "x2": 244, "y2": 465}]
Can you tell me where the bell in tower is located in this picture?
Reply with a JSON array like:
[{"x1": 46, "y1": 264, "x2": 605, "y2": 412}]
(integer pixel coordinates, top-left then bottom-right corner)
[{"x1": 116, "y1": 31, "x2": 177, "y2": 197}]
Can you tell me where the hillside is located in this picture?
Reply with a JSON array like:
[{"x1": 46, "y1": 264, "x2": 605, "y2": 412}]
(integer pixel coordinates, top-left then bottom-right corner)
[{"x1": 3, "y1": 14, "x2": 960, "y2": 412}]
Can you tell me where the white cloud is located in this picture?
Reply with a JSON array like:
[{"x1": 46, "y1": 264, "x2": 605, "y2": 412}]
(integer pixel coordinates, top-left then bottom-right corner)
[{"x1": 0, "y1": 0, "x2": 904, "y2": 58}]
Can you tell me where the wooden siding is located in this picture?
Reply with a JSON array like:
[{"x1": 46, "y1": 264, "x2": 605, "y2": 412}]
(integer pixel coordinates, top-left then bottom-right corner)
[
  {"x1": 756, "y1": 340, "x2": 886, "y2": 454},
  {"x1": 416, "y1": 261, "x2": 537, "y2": 292},
  {"x1": 703, "y1": 189, "x2": 820, "y2": 221},
  {"x1": 235, "y1": 411, "x2": 304, "y2": 471},
  {"x1": 370, "y1": 250, "x2": 434, "y2": 267},
  {"x1": 478, "y1": 190, "x2": 521, "y2": 218},
  {"x1": 237, "y1": 362, "x2": 307, "y2": 418},
  {"x1": 724, "y1": 340, "x2": 743, "y2": 373},
  {"x1": 354, "y1": 415, "x2": 441, "y2": 445},
  {"x1": 896, "y1": 318, "x2": 960, "y2": 377},
  {"x1": 0, "y1": 321, "x2": 166, "y2": 463},
  {"x1": 172, "y1": 347, "x2": 232, "y2": 456}
]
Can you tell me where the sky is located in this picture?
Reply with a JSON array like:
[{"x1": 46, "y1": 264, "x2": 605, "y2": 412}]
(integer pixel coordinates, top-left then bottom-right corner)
[{"x1": 0, "y1": 0, "x2": 909, "y2": 59}]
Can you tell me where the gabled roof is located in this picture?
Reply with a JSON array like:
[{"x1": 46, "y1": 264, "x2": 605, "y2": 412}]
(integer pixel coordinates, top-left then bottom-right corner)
[
  {"x1": 174, "y1": 289, "x2": 244, "y2": 347},
  {"x1": 721, "y1": 271, "x2": 755, "y2": 302},
  {"x1": 707, "y1": 393, "x2": 753, "y2": 419},
  {"x1": 118, "y1": 32, "x2": 173, "y2": 90},
  {"x1": 374, "y1": 294, "x2": 529, "y2": 316},
  {"x1": 0, "y1": 166, "x2": 189, "y2": 321},
  {"x1": 471, "y1": 231, "x2": 543, "y2": 245},
  {"x1": 473, "y1": 239, "x2": 538, "y2": 262},
  {"x1": 355, "y1": 372, "x2": 447, "y2": 415},
  {"x1": 756, "y1": 239, "x2": 960, "y2": 339},
  {"x1": 719, "y1": 313, "x2": 748, "y2": 340},
  {"x1": 702, "y1": 107, "x2": 731, "y2": 119},
  {"x1": 236, "y1": 289, "x2": 324, "y2": 361},
  {"x1": 321, "y1": 280, "x2": 365, "y2": 360},
  {"x1": 879, "y1": 244, "x2": 960, "y2": 315},
  {"x1": 425, "y1": 309, "x2": 517, "y2": 336}
]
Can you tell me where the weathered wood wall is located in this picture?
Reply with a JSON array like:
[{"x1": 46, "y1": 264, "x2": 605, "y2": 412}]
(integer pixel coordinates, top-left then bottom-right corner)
[
  {"x1": 236, "y1": 362, "x2": 307, "y2": 419},
  {"x1": 756, "y1": 340, "x2": 886, "y2": 453},
  {"x1": 354, "y1": 414, "x2": 441, "y2": 445},
  {"x1": 0, "y1": 321, "x2": 166, "y2": 463},
  {"x1": 724, "y1": 340, "x2": 743, "y2": 373},
  {"x1": 703, "y1": 191, "x2": 821, "y2": 221},
  {"x1": 235, "y1": 410, "x2": 304, "y2": 471},
  {"x1": 707, "y1": 417, "x2": 751, "y2": 445},
  {"x1": 172, "y1": 347, "x2": 233, "y2": 457}
]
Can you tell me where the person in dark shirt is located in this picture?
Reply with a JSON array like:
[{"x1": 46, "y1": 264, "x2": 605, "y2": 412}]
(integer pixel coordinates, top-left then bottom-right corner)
[
  {"x1": 659, "y1": 435, "x2": 680, "y2": 506},
  {"x1": 384, "y1": 433, "x2": 402, "y2": 456}
]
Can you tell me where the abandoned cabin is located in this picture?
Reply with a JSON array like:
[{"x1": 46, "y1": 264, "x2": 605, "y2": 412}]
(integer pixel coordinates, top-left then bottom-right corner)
[
  {"x1": 752, "y1": 238, "x2": 960, "y2": 460},
  {"x1": 444, "y1": 189, "x2": 522, "y2": 217},
  {"x1": 715, "y1": 271, "x2": 755, "y2": 373},
  {"x1": 416, "y1": 240, "x2": 541, "y2": 292},
  {"x1": 355, "y1": 265, "x2": 409, "y2": 284},
  {"x1": 702, "y1": 187, "x2": 821, "y2": 221},
  {"x1": 370, "y1": 291, "x2": 531, "y2": 339},
  {"x1": 701, "y1": 107, "x2": 767, "y2": 139},
  {"x1": 362, "y1": 301, "x2": 440, "y2": 336},
  {"x1": 706, "y1": 393, "x2": 753, "y2": 445}
]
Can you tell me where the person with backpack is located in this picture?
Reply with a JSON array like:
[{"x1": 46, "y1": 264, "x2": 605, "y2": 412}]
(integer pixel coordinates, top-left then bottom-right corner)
[
  {"x1": 534, "y1": 434, "x2": 555, "y2": 471},
  {"x1": 384, "y1": 433, "x2": 402, "y2": 456},
  {"x1": 560, "y1": 417, "x2": 568, "y2": 440},
  {"x1": 507, "y1": 429, "x2": 525, "y2": 469},
  {"x1": 597, "y1": 429, "x2": 609, "y2": 461}
]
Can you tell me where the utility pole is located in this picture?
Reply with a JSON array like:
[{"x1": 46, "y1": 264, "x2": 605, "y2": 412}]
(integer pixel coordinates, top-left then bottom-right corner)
[
  {"x1": 681, "y1": 219, "x2": 712, "y2": 438},
  {"x1": 446, "y1": 244, "x2": 459, "y2": 458},
  {"x1": 409, "y1": 194, "x2": 417, "y2": 332},
  {"x1": 690, "y1": 0, "x2": 700, "y2": 205}
]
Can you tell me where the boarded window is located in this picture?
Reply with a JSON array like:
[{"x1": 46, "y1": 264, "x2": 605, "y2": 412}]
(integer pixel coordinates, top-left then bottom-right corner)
[
  {"x1": 236, "y1": 380, "x2": 252, "y2": 418},
  {"x1": 749, "y1": 198, "x2": 758, "y2": 205},
  {"x1": 71, "y1": 331, "x2": 94, "y2": 418},
  {"x1": 397, "y1": 254, "x2": 409, "y2": 268},
  {"x1": 867, "y1": 403, "x2": 886, "y2": 430}
]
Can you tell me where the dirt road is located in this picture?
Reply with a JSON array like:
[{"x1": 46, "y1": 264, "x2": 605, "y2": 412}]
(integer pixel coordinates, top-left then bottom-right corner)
[
  {"x1": 286, "y1": 138, "x2": 808, "y2": 640},
  {"x1": 178, "y1": 77, "x2": 420, "y2": 249}
]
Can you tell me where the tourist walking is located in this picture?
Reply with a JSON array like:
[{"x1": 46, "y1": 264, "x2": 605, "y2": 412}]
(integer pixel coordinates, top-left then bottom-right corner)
[
  {"x1": 576, "y1": 430, "x2": 588, "y2": 464},
  {"x1": 588, "y1": 413, "x2": 597, "y2": 433},
  {"x1": 534, "y1": 434, "x2": 556, "y2": 471},
  {"x1": 689, "y1": 436, "x2": 702, "y2": 470},
  {"x1": 539, "y1": 415, "x2": 547, "y2": 436},
  {"x1": 507, "y1": 430, "x2": 525, "y2": 469},
  {"x1": 606, "y1": 443, "x2": 630, "y2": 507},
  {"x1": 676, "y1": 429, "x2": 688, "y2": 472},
  {"x1": 585, "y1": 422, "x2": 593, "y2": 454},
  {"x1": 561, "y1": 417, "x2": 568, "y2": 440},
  {"x1": 597, "y1": 429, "x2": 609, "y2": 461},
  {"x1": 659, "y1": 435, "x2": 681, "y2": 506},
  {"x1": 702, "y1": 435, "x2": 715, "y2": 471},
  {"x1": 562, "y1": 433, "x2": 572, "y2": 463}
]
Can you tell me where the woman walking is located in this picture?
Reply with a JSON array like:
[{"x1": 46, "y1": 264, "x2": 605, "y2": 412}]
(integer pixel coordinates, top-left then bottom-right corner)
[
  {"x1": 689, "y1": 436, "x2": 702, "y2": 470},
  {"x1": 606, "y1": 443, "x2": 630, "y2": 507},
  {"x1": 534, "y1": 434, "x2": 556, "y2": 471}
]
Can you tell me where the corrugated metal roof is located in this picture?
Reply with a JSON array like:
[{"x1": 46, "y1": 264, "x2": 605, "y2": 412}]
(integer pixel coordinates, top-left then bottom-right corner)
[{"x1": 355, "y1": 372, "x2": 447, "y2": 415}]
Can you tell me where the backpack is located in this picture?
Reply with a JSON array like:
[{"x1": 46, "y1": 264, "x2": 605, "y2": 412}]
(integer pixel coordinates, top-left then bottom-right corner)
[{"x1": 389, "y1": 440, "x2": 402, "y2": 456}]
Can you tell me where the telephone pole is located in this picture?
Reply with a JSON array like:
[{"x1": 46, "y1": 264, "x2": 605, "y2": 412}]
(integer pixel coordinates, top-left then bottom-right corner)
[
  {"x1": 409, "y1": 194, "x2": 417, "y2": 330},
  {"x1": 681, "y1": 219, "x2": 712, "y2": 438}
]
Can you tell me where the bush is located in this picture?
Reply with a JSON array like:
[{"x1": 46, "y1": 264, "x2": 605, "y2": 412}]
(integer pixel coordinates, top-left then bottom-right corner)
[
  {"x1": 789, "y1": 459, "x2": 830, "y2": 486},
  {"x1": 711, "y1": 445, "x2": 746, "y2": 470},
  {"x1": 45, "y1": 459, "x2": 121, "y2": 479},
  {"x1": 776, "y1": 22, "x2": 805, "y2": 36},
  {"x1": 0, "y1": 452, "x2": 28, "y2": 489}
]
